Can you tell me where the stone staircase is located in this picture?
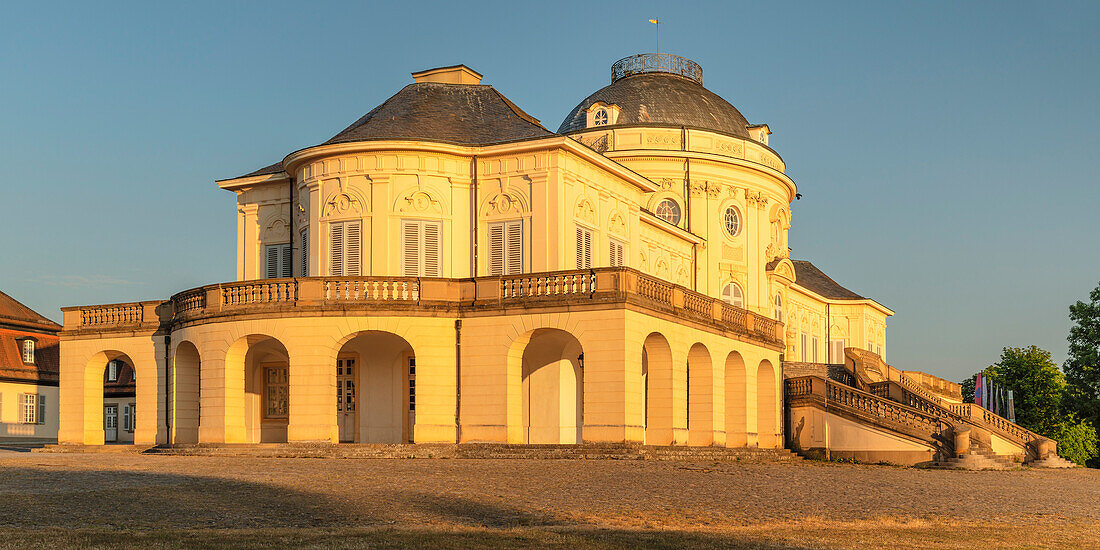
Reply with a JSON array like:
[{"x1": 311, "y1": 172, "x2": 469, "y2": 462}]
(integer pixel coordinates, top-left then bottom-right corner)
[
  {"x1": 133, "y1": 442, "x2": 802, "y2": 462},
  {"x1": 928, "y1": 437, "x2": 1020, "y2": 470}
]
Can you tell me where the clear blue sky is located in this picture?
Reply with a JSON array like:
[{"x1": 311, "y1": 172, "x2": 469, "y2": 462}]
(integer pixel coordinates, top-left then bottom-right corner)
[{"x1": 1, "y1": 1, "x2": 1097, "y2": 382}]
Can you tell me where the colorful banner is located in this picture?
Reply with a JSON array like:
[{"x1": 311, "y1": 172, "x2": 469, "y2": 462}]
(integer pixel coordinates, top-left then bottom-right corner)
[{"x1": 975, "y1": 372, "x2": 982, "y2": 407}]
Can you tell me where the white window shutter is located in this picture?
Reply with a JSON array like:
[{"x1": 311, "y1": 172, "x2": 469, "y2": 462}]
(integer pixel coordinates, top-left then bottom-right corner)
[
  {"x1": 330, "y1": 223, "x2": 345, "y2": 276},
  {"x1": 423, "y1": 222, "x2": 441, "y2": 277},
  {"x1": 576, "y1": 226, "x2": 593, "y2": 269},
  {"x1": 345, "y1": 221, "x2": 362, "y2": 276},
  {"x1": 488, "y1": 223, "x2": 504, "y2": 276},
  {"x1": 402, "y1": 221, "x2": 420, "y2": 277},
  {"x1": 505, "y1": 220, "x2": 522, "y2": 275}
]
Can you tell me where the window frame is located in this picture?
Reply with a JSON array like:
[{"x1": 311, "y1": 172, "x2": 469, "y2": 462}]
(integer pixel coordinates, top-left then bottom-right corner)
[
  {"x1": 654, "y1": 199, "x2": 681, "y2": 226},
  {"x1": 264, "y1": 365, "x2": 289, "y2": 420},
  {"x1": 21, "y1": 339, "x2": 35, "y2": 364},
  {"x1": 723, "y1": 205, "x2": 742, "y2": 238},
  {"x1": 21, "y1": 393, "x2": 37, "y2": 424},
  {"x1": 575, "y1": 224, "x2": 594, "y2": 270},
  {"x1": 107, "y1": 360, "x2": 119, "y2": 383},
  {"x1": 721, "y1": 282, "x2": 745, "y2": 308},
  {"x1": 593, "y1": 109, "x2": 608, "y2": 126},
  {"x1": 488, "y1": 219, "x2": 524, "y2": 276},
  {"x1": 401, "y1": 219, "x2": 443, "y2": 277},
  {"x1": 773, "y1": 294, "x2": 783, "y2": 322},
  {"x1": 609, "y1": 238, "x2": 626, "y2": 268}
]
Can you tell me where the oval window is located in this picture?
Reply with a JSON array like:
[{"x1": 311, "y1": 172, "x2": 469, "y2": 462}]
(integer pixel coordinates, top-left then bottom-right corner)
[
  {"x1": 594, "y1": 109, "x2": 608, "y2": 126},
  {"x1": 723, "y1": 206, "x2": 741, "y2": 237},
  {"x1": 654, "y1": 199, "x2": 681, "y2": 225}
]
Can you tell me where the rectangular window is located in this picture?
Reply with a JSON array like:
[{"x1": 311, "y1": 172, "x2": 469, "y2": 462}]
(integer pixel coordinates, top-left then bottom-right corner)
[
  {"x1": 329, "y1": 221, "x2": 362, "y2": 276},
  {"x1": 812, "y1": 336, "x2": 819, "y2": 363},
  {"x1": 876, "y1": 344, "x2": 883, "y2": 359},
  {"x1": 107, "y1": 360, "x2": 119, "y2": 382},
  {"x1": 123, "y1": 404, "x2": 131, "y2": 432},
  {"x1": 264, "y1": 243, "x2": 291, "y2": 278},
  {"x1": 130, "y1": 403, "x2": 135, "y2": 431},
  {"x1": 38, "y1": 395, "x2": 46, "y2": 425},
  {"x1": 829, "y1": 339, "x2": 845, "y2": 364},
  {"x1": 575, "y1": 225, "x2": 593, "y2": 269},
  {"x1": 609, "y1": 239, "x2": 626, "y2": 267},
  {"x1": 21, "y1": 340, "x2": 35, "y2": 363},
  {"x1": 21, "y1": 393, "x2": 37, "y2": 424},
  {"x1": 408, "y1": 356, "x2": 416, "y2": 412},
  {"x1": 265, "y1": 366, "x2": 289, "y2": 419},
  {"x1": 800, "y1": 333, "x2": 809, "y2": 362},
  {"x1": 488, "y1": 220, "x2": 523, "y2": 276},
  {"x1": 300, "y1": 228, "x2": 309, "y2": 276},
  {"x1": 402, "y1": 220, "x2": 442, "y2": 277}
]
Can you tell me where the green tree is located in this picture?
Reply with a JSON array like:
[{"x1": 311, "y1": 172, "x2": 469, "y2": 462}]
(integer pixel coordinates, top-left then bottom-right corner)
[
  {"x1": 1065, "y1": 281, "x2": 1100, "y2": 467},
  {"x1": 1065, "y1": 282, "x2": 1100, "y2": 436},
  {"x1": 990, "y1": 346, "x2": 1065, "y2": 435}
]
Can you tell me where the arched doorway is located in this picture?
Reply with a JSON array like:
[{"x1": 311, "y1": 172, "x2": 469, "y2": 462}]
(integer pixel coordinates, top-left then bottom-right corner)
[
  {"x1": 173, "y1": 341, "x2": 200, "y2": 444},
  {"x1": 101, "y1": 354, "x2": 136, "y2": 444},
  {"x1": 227, "y1": 335, "x2": 290, "y2": 443},
  {"x1": 334, "y1": 331, "x2": 415, "y2": 443},
  {"x1": 642, "y1": 332, "x2": 674, "y2": 445},
  {"x1": 756, "y1": 359, "x2": 778, "y2": 448},
  {"x1": 724, "y1": 351, "x2": 748, "y2": 447},
  {"x1": 514, "y1": 329, "x2": 583, "y2": 444},
  {"x1": 687, "y1": 343, "x2": 713, "y2": 446}
]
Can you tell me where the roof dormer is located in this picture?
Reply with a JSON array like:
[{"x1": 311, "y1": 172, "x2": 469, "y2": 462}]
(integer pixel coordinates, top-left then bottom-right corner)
[
  {"x1": 748, "y1": 124, "x2": 771, "y2": 146},
  {"x1": 586, "y1": 102, "x2": 621, "y2": 129},
  {"x1": 411, "y1": 64, "x2": 484, "y2": 85}
]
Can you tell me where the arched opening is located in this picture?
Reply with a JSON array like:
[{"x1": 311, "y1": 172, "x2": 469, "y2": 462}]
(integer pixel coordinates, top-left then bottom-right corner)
[
  {"x1": 334, "y1": 331, "x2": 415, "y2": 443},
  {"x1": 514, "y1": 329, "x2": 584, "y2": 444},
  {"x1": 723, "y1": 351, "x2": 748, "y2": 447},
  {"x1": 227, "y1": 335, "x2": 290, "y2": 443},
  {"x1": 101, "y1": 354, "x2": 136, "y2": 444},
  {"x1": 642, "y1": 332, "x2": 675, "y2": 445},
  {"x1": 687, "y1": 343, "x2": 713, "y2": 446},
  {"x1": 172, "y1": 341, "x2": 201, "y2": 444},
  {"x1": 756, "y1": 359, "x2": 778, "y2": 448}
]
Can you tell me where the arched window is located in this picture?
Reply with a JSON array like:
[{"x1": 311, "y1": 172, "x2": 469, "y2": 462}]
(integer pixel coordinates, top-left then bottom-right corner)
[
  {"x1": 654, "y1": 199, "x2": 681, "y2": 225},
  {"x1": 594, "y1": 109, "x2": 608, "y2": 126},
  {"x1": 773, "y1": 294, "x2": 783, "y2": 322},
  {"x1": 723, "y1": 206, "x2": 741, "y2": 237},
  {"x1": 721, "y1": 282, "x2": 744, "y2": 308}
]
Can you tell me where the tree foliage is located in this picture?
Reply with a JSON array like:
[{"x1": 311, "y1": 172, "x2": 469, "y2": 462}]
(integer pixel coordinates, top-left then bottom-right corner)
[
  {"x1": 1053, "y1": 420, "x2": 1099, "y2": 467},
  {"x1": 1065, "y1": 281, "x2": 1100, "y2": 435},
  {"x1": 990, "y1": 346, "x2": 1065, "y2": 436}
]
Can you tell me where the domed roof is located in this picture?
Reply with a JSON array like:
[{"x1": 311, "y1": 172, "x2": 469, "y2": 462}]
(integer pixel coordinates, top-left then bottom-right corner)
[{"x1": 558, "y1": 54, "x2": 751, "y2": 138}]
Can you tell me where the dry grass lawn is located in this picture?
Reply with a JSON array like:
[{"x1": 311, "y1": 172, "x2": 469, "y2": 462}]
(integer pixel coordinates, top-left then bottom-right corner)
[{"x1": 0, "y1": 451, "x2": 1095, "y2": 549}]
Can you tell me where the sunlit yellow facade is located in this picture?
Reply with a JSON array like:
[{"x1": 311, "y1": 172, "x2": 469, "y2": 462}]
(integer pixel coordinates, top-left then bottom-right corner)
[{"x1": 57, "y1": 57, "x2": 894, "y2": 451}]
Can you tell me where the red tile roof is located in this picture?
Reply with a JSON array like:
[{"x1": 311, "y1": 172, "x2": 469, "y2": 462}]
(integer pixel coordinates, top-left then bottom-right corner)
[{"x1": 0, "y1": 291, "x2": 60, "y2": 385}]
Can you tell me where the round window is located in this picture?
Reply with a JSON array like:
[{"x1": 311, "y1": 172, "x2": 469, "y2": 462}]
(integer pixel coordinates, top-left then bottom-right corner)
[
  {"x1": 594, "y1": 109, "x2": 608, "y2": 126},
  {"x1": 654, "y1": 199, "x2": 681, "y2": 225},
  {"x1": 723, "y1": 206, "x2": 741, "y2": 237}
]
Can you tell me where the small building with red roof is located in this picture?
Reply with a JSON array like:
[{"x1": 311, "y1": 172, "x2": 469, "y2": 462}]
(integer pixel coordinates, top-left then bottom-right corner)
[{"x1": 0, "y1": 291, "x2": 60, "y2": 441}]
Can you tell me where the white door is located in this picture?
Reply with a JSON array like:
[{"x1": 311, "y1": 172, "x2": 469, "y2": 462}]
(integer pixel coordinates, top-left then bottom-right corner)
[
  {"x1": 337, "y1": 359, "x2": 356, "y2": 442},
  {"x1": 104, "y1": 405, "x2": 118, "y2": 442}
]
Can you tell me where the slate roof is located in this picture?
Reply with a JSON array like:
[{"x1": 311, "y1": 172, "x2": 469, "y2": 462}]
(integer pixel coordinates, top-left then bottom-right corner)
[
  {"x1": 558, "y1": 73, "x2": 751, "y2": 138},
  {"x1": 324, "y1": 82, "x2": 553, "y2": 146},
  {"x1": 233, "y1": 82, "x2": 555, "y2": 180},
  {"x1": 790, "y1": 260, "x2": 867, "y2": 301}
]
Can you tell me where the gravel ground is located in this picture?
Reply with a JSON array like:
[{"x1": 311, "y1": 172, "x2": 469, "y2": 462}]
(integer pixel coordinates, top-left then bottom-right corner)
[{"x1": 0, "y1": 452, "x2": 1096, "y2": 548}]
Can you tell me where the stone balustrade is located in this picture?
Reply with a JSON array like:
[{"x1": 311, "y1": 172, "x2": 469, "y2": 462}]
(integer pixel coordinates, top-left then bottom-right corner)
[
  {"x1": 787, "y1": 376, "x2": 949, "y2": 447},
  {"x1": 63, "y1": 268, "x2": 786, "y2": 348}
]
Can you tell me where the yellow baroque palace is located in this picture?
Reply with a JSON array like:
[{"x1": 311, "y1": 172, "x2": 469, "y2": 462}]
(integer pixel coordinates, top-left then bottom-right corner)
[{"x1": 62, "y1": 55, "x2": 1056, "y2": 467}]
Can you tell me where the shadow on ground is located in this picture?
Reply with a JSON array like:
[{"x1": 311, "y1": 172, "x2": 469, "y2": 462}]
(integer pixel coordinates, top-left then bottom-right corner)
[{"x1": 0, "y1": 467, "x2": 810, "y2": 549}]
